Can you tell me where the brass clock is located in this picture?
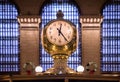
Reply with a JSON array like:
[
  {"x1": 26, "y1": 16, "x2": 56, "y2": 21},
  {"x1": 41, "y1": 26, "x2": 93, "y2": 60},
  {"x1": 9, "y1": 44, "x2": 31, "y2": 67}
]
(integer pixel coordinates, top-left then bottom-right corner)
[{"x1": 41, "y1": 10, "x2": 78, "y2": 74}]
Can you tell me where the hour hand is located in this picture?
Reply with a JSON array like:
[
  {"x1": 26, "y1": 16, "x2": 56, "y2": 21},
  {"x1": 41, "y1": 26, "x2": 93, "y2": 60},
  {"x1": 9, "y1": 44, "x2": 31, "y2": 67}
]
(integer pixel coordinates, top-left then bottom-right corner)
[
  {"x1": 57, "y1": 24, "x2": 62, "y2": 36},
  {"x1": 57, "y1": 28, "x2": 61, "y2": 36},
  {"x1": 57, "y1": 28, "x2": 68, "y2": 42}
]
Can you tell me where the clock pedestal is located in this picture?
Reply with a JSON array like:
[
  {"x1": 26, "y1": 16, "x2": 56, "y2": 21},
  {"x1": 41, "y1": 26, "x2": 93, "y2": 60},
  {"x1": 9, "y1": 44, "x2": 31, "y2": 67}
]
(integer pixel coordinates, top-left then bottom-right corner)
[{"x1": 44, "y1": 54, "x2": 76, "y2": 74}]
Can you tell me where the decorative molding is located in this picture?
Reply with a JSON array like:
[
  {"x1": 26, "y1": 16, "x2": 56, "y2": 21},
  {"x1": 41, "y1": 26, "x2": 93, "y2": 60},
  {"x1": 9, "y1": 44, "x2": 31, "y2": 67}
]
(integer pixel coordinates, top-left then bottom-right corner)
[
  {"x1": 17, "y1": 16, "x2": 41, "y2": 28},
  {"x1": 80, "y1": 16, "x2": 103, "y2": 27}
]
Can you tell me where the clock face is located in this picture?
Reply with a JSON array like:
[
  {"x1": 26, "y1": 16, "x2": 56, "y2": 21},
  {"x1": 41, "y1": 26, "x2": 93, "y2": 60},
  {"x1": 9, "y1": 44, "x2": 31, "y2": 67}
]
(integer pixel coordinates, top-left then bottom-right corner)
[{"x1": 46, "y1": 20, "x2": 74, "y2": 46}]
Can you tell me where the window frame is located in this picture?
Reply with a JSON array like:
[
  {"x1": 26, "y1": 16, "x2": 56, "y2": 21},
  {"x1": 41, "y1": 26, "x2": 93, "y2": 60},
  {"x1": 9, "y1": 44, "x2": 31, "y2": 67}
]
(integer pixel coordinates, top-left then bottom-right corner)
[
  {"x1": 101, "y1": 0, "x2": 120, "y2": 73},
  {"x1": 0, "y1": 0, "x2": 20, "y2": 74}
]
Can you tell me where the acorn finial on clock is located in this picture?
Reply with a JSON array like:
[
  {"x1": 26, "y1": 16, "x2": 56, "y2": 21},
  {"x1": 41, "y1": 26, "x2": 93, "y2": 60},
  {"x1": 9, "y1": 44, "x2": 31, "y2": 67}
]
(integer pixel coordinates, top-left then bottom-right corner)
[{"x1": 56, "y1": 10, "x2": 64, "y2": 19}]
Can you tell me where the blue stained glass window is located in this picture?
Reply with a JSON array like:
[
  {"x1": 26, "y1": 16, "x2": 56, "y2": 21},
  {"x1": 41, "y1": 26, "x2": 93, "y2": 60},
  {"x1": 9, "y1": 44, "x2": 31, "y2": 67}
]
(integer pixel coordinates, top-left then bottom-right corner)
[
  {"x1": 40, "y1": 0, "x2": 81, "y2": 71},
  {"x1": 101, "y1": 0, "x2": 120, "y2": 72},
  {"x1": 0, "y1": 0, "x2": 20, "y2": 74}
]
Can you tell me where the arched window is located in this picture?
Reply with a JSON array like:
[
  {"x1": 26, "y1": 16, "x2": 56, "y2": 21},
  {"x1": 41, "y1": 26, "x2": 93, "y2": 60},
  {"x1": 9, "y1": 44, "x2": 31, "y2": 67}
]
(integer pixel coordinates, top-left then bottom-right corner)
[
  {"x1": 101, "y1": 0, "x2": 120, "y2": 72},
  {"x1": 0, "y1": 0, "x2": 20, "y2": 74},
  {"x1": 40, "y1": 0, "x2": 81, "y2": 71}
]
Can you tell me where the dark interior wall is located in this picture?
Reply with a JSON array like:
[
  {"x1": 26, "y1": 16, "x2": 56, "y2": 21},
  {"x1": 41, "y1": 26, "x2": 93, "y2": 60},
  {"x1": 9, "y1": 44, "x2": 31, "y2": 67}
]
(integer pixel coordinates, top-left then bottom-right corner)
[
  {"x1": 10, "y1": 0, "x2": 108, "y2": 75},
  {"x1": 12, "y1": 0, "x2": 107, "y2": 15},
  {"x1": 12, "y1": 0, "x2": 44, "y2": 15},
  {"x1": 75, "y1": 0, "x2": 107, "y2": 15}
]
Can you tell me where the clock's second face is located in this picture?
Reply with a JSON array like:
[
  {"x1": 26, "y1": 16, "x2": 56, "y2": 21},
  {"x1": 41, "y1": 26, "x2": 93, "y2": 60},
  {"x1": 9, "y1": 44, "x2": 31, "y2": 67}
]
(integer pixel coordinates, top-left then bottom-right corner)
[{"x1": 46, "y1": 20, "x2": 74, "y2": 46}]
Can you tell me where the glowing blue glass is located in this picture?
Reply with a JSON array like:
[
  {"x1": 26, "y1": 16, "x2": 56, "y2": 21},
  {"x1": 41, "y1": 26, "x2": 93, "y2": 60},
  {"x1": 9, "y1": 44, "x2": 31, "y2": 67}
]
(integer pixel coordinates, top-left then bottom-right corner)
[
  {"x1": 0, "y1": 0, "x2": 19, "y2": 73},
  {"x1": 101, "y1": 0, "x2": 120, "y2": 72}
]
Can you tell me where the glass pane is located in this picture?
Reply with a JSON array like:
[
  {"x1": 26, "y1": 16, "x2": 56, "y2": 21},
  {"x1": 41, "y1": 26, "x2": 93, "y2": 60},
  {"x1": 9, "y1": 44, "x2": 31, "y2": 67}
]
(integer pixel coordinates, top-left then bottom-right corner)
[
  {"x1": 0, "y1": 0, "x2": 20, "y2": 74},
  {"x1": 101, "y1": 0, "x2": 120, "y2": 72}
]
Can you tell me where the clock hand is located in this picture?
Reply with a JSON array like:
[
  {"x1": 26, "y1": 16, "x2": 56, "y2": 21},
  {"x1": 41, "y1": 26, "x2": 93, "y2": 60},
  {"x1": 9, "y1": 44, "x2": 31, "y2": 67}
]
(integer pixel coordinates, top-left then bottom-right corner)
[
  {"x1": 60, "y1": 32, "x2": 68, "y2": 42},
  {"x1": 60, "y1": 24, "x2": 62, "y2": 31},
  {"x1": 57, "y1": 28, "x2": 61, "y2": 36},
  {"x1": 57, "y1": 28, "x2": 68, "y2": 42},
  {"x1": 58, "y1": 24, "x2": 62, "y2": 36}
]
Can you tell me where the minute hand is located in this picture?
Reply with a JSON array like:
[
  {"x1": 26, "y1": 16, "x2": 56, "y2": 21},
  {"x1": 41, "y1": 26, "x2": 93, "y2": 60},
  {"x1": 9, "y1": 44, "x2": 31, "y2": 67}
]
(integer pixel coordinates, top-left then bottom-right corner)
[{"x1": 57, "y1": 28, "x2": 68, "y2": 42}]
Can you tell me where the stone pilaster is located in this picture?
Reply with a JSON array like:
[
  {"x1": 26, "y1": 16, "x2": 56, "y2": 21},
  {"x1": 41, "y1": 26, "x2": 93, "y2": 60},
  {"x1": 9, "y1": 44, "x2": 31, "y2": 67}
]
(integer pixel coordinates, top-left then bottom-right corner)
[
  {"x1": 80, "y1": 16, "x2": 103, "y2": 75},
  {"x1": 18, "y1": 16, "x2": 41, "y2": 75}
]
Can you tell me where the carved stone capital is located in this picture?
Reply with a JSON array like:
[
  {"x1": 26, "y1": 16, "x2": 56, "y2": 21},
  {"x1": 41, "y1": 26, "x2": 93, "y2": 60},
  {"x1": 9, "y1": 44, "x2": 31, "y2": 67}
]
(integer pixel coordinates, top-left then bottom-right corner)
[
  {"x1": 80, "y1": 16, "x2": 103, "y2": 27},
  {"x1": 17, "y1": 16, "x2": 41, "y2": 28}
]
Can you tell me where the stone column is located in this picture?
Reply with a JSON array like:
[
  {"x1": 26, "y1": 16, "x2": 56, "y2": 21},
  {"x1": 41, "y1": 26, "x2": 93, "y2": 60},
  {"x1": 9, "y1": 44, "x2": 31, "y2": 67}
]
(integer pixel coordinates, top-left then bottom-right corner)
[
  {"x1": 17, "y1": 16, "x2": 41, "y2": 75},
  {"x1": 80, "y1": 16, "x2": 103, "y2": 75}
]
